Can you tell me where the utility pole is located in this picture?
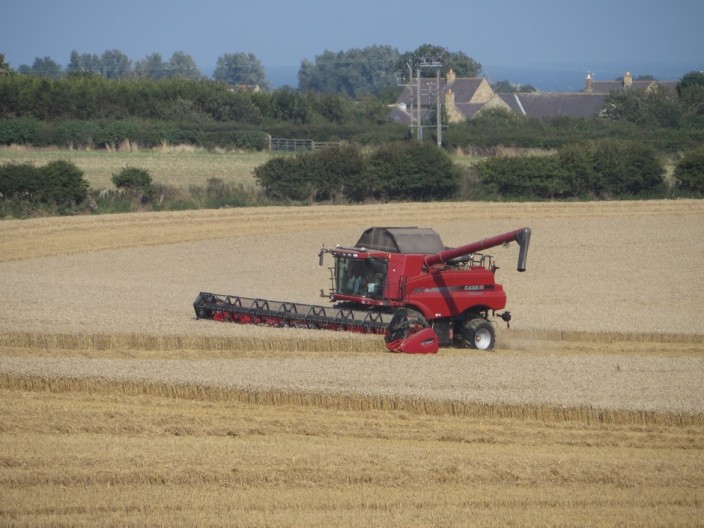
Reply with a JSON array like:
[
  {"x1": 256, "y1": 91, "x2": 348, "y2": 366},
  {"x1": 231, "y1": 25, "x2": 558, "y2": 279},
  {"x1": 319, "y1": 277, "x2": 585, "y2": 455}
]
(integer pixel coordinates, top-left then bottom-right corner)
[
  {"x1": 408, "y1": 56, "x2": 443, "y2": 146},
  {"x1": 416, "y1": 65, "x2": 422, "y2": 142},
  {"x1": 436, "y1": 67, "x2": 442, "y2": 148}
]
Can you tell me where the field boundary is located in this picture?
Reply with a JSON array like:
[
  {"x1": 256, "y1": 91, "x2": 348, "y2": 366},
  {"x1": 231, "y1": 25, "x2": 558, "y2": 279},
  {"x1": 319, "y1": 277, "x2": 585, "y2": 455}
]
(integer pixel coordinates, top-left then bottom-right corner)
[
  {"x1": 0, "y1": 329, "x2": 701, "y2": 354},
  {"x1": 2, "y1": 372, "x2": 701, "y2": 427},
  {"x1": 0, "y1": 330, "x2": 383, "y2": 353},
  {"x1": 508, "y1": 328, "x2": 704, "y2": 344}
]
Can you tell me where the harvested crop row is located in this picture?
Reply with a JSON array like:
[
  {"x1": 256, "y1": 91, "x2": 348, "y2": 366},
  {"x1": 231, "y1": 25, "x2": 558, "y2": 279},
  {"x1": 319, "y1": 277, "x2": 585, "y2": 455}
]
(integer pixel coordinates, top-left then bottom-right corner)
[
  {"x1": 1, "y1": 354, "x2": 702, "y2": 420},
  {"x1": 1, "y1": 329, "x2": 701, "y2": 358}
]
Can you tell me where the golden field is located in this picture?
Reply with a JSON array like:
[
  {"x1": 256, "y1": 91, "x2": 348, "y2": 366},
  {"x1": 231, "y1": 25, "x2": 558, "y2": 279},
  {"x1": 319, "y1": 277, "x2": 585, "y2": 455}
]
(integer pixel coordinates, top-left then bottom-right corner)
[{"x1": 1, "y1": 198, "x2": 703, "y2": 526}]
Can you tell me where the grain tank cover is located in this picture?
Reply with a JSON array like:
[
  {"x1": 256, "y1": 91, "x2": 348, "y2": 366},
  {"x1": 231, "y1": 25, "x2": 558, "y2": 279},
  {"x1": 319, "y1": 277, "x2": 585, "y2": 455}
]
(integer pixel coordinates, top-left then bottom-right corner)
[{"x1": 355, "y1": 227, "x2": 446, "y2": 254}]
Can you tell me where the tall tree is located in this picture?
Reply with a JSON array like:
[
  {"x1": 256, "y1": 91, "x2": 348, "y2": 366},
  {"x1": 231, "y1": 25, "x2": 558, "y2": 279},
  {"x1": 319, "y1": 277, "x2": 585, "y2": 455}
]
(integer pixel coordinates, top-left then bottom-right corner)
[
  {"x1": 298, "y1": 45, "x2": 400, "y2": 98},
  {"x1": 398, "y1": 44, "x2": 482, "y2": 79},
  {"x1": 135, "y1": 52, "x2": 167, "y2": 79},
  {"x1": 24, "y1": 56, "x2": 62, "y2": 78},
  {"x1": 677, "y1": 70, "x2": 704, "y2": 116},
  {"x1": 168, "y1": 51, "x2": 200, "y2": 79},
  {"x1": 603, "y1": 85, "x2": 681, "y2": 127},
  {"x1": 67, "y1": 51, "x2": 102, "y2": 75},
  {"x1": 0, "y1": 53, "x2": 12, "y2": 75},
  {"x1": 213, "y1": 53, "x2": 269, "y2": 89},
  {"x1": 100, "y1": 49, "x2": 131, "y2": 79}
]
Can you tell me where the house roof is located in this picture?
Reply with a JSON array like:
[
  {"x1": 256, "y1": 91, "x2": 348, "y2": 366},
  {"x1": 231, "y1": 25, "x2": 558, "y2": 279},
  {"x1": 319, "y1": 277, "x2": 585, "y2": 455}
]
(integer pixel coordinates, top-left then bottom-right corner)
[
  {"x1": 395, "y1": 77, "x2": 486, "y2": 107},
  {"x1": 584, "y1": 78, "x2": 678, "y2": 94},
  {"x1": 452, "y1": 102, "x2": 485, "y2": 120},
  {"x1": 389, "y1": 69, "x2": 677, "y2": 123},
  {"x1": 443, "y1": 78, "x2": 485, "y2": 103},
  {"x1": 499, "y1": 93, "x2": 607, "y2": 120},
  {"x1": 388, "y1": 104, "x2": 413, "y2": 124}
]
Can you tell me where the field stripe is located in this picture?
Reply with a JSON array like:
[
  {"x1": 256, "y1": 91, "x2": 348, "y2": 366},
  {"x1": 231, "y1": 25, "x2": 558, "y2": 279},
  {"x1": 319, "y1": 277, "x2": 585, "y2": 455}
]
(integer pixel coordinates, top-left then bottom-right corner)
[
  {"x1": 1, "y1": 372, "x2": 701, "y2": 427},
  {"x1": 1, "y1": 330, "x2": 701, "y2": 354}
]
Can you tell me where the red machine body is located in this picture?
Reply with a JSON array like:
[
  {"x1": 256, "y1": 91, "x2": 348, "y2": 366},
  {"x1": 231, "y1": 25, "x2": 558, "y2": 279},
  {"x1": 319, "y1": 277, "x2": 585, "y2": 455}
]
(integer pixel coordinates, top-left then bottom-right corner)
[{"x1": 320, "y1": 226, "x2": 531, "y2": 351}]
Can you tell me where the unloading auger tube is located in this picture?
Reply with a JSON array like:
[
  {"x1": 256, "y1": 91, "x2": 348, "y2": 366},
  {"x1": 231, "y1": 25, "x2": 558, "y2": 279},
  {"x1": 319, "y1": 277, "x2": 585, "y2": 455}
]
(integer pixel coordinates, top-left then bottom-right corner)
[
  {"x1": 423, "y1": 227, "x2": 531, "y2": 271},
  {"x1": 193, "y1": 226, "x2": 531, "y2": 354}
]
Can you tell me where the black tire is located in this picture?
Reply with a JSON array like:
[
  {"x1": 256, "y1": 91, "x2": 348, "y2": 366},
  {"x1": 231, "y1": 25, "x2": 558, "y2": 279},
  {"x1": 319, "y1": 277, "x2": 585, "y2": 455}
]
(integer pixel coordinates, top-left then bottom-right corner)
[
  {"x1": 385, "y1": 309, "x2": 428, "y2": 344},
  {"x1": 462, "y1": 318, "x2": 495, "y2": 350}
]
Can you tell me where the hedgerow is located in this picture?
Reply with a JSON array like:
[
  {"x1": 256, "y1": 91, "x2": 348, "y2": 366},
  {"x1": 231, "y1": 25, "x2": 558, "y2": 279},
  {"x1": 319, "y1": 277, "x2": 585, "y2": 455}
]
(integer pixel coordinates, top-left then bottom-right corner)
[
  {"x1": 254, "y1": 142, "x2": 459, "y2": 203},
  {"x1": 0, "y1": 160, "x2": 89, "y2": 216},
  {"x1": 477, "y1": 140, "x2": 665, "y2": 199}
]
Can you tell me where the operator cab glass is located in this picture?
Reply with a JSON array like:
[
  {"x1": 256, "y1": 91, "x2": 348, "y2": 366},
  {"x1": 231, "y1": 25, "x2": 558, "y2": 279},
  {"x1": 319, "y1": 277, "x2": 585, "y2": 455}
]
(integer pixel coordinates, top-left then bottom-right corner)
[{"x1": 335, "y1": 257, "x2": 388, "y2": 299}]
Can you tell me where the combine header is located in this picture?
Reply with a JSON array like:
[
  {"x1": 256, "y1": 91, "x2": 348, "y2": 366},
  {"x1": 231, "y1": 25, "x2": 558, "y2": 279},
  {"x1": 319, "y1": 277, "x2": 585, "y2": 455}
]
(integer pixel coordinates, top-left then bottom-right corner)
[{"x1": 194, "y1": 226, "x2": 531, "y2": 353}]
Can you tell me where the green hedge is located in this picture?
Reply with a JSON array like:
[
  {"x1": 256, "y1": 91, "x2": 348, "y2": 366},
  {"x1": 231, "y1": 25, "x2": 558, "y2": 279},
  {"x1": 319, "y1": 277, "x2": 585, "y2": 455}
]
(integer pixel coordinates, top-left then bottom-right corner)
[
  {"x1": 674, "y1": 147, "x2": 704, "y2": 195},
  {"x1": 0, "y1": 160, "x2": 89, "y2": 214},
  {"x1": 254, "y1": 142, "x2": 459, "y2": 203},
  {"x1": 477, "y1": 141, "x2": 666, "y2": 199},
  {"x1": 0, "y1": 117, "x2": 271, "y2": 150}
]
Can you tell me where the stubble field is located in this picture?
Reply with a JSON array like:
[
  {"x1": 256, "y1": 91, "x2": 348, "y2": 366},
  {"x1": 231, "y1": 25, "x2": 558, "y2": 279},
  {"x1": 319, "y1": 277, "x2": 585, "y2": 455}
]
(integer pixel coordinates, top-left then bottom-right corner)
[{"x1": 1, "y1": 198, "x2": 703, "y2": 526}]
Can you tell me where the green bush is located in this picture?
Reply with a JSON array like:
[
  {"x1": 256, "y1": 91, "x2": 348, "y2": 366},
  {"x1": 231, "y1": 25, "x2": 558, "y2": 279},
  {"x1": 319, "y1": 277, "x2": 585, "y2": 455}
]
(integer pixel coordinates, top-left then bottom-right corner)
[
  {"x1": 97, "y1": 120, "x2": 138, "y2": 148},
  {"x1": 56, "y1": 120, "x2": 100, "y2": 148},
  {"x1": 254, "y1": 146, "x2": 356, "y2": 202},
  {"x1": 478, "y1": 155, "x2": 570, "y2": 199},
  {"x1": 0, "y1": 160, "x2": 88, "y2": 215},
  {"x1": 0, "y1": 118, "x2": 42, "y2": 145},
  {"x1": 674, "y1": 148, "x2": 704, "y2": 194},
  {"x1": 254, "y1": 155, "x2": 315, "y2": 202},
  {"x1": 591, "y1": 141, "x2": 664, "y2": 197},
  {"x1": 111, "y1": 166, "x2": 155, "y2": 202},
  {"x1": 477, "y1": 140, "x2": 665, "y2": 200},
  {"x1": 254, "y1": 142, "x2": 460, "y2": 203},
  {"x1": 41, "y1": 160, "x2": 90, "y2": 207},
  {"x1": 368, "y1": 142, "x2": 460, "y2": 201},
  {"x1": 0, "y1": 162, "x2": 42, "y2": 199}
]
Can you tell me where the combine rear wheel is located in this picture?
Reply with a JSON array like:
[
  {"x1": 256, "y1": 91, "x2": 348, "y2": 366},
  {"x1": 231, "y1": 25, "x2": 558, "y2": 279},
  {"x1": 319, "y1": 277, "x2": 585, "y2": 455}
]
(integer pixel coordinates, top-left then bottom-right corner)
[{"x1": 462, "y1": 318, "x2": 495, "y2": 350}]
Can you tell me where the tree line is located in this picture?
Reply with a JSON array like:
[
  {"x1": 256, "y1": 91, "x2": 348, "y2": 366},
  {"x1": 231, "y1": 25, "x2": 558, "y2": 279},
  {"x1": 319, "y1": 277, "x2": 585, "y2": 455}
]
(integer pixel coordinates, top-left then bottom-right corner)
[
  {"x1": 1, "y1": 44, "x2": 482, "y2": 99},
  {"x1": 1, "y1": 48, "x2": 703, "y2": 217}
]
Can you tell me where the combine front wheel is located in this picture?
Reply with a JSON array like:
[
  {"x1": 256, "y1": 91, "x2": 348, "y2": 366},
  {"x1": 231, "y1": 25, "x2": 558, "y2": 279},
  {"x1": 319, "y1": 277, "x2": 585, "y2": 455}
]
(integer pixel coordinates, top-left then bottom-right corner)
[
  {"x1": 463, "y1": 318, "x2": 495, "y2": 350},
  {"x1": 385, "y1": 309, "x2": 438, "y2": 354}
]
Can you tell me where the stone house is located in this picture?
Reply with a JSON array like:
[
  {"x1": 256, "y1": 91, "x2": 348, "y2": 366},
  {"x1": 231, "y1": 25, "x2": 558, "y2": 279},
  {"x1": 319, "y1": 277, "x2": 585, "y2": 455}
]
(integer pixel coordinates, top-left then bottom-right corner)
[{"x1": 390, "y1": 69, "x2": 499, "y2": 124}]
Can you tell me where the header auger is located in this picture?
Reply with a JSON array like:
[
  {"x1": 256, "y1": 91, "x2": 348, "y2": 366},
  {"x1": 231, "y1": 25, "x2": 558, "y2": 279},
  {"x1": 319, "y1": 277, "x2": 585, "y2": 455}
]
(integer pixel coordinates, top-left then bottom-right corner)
[{"x1": 194, "y1": 226, "x2": 531, "y2": 353}]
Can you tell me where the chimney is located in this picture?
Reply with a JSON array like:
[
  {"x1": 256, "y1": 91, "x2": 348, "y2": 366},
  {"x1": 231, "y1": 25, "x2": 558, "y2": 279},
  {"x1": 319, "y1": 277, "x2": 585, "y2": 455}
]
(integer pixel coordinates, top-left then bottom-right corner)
[
  {"x1": 585, "y1": 72, "x2": 593, "y2": 92},
  {"x1": 623, "y1": 71, "x2": 633, "y2": 88},
  {"x1": 446, "y1": 69, "x2": 456, "y2": 83}
]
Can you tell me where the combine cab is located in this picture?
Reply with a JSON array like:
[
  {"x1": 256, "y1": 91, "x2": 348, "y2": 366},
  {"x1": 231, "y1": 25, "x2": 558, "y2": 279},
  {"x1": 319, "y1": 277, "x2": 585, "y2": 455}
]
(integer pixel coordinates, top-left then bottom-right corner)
[{"x1": 194, "y1": 226, "x2": 531, "y2": 353}]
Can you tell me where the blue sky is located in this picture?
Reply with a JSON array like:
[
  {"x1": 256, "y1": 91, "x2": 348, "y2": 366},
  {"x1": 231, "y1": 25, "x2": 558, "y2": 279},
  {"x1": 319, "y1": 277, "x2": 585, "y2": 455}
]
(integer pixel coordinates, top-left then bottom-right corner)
[{"x1": 2, "y1": 0, "x2": 702, "y2": 90}]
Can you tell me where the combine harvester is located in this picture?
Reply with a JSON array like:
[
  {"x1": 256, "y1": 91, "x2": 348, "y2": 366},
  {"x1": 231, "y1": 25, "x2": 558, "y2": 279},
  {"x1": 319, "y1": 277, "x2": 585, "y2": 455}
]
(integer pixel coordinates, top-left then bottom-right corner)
[{"x1": 194, "y1": 226, "x2": 531, "y2": 353}]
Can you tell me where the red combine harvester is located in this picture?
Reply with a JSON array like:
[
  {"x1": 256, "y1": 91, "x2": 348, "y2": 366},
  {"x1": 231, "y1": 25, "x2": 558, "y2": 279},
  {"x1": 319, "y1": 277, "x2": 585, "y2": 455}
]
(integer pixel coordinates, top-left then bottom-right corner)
[{"x1": 194, "y1": 226, "x2": 531, "y2": 353}]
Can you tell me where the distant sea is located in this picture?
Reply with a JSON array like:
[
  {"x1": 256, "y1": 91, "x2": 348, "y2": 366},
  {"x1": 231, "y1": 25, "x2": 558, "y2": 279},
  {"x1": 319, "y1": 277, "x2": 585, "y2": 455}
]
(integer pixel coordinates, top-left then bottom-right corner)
[{"x1": 262, "y1": 62, "x2": 699, "y2": 93}]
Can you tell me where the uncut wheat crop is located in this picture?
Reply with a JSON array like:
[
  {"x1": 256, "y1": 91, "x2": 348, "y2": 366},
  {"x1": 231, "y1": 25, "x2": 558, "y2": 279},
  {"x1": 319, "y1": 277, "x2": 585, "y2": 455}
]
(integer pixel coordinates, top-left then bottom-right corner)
[{"x1": 0, "y1": 200, "x2": 702, "y2": 422}]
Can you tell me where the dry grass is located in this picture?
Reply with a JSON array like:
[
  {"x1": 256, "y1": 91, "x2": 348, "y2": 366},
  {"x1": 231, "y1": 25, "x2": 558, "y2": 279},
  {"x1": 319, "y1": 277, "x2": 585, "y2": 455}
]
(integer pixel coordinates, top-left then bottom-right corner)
[{"x1": 0, "y1": 145, "x2": 272, "y2": 189}]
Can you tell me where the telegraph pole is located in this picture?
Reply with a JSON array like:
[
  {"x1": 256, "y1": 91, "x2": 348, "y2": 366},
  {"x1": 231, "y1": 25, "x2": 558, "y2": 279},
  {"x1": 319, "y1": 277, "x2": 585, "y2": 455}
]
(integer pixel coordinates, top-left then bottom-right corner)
[
  {"x1": 436, "y1": 67, "x2": 442, "y2": 147},
  {"x1": 408, "y1": 56, "x2": 443, "y2": 146}
]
